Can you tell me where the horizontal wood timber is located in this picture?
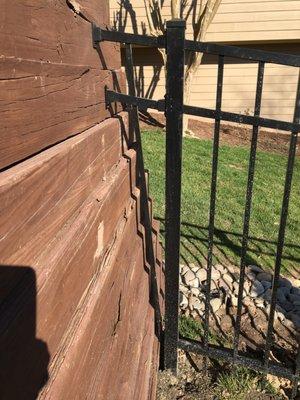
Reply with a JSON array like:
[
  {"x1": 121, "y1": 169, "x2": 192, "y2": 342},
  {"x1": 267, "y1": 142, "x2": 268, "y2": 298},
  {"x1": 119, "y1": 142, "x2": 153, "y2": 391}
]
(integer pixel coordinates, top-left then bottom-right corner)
[
  {"x1": 39, "y1": 200, "x2": 157, "y2": 399},
  {"x1": 0, "y1": 115, "x2": 129, "y2": 267},
  {"x1": 0, "y1": 149, "x2": 140, "y2": 395},
  {"x1": 1, "y1": 0, "x2": 120, "y2": 69},
  {"x1": 0, "y1": 57, "x2": 125, "y2": 169}
]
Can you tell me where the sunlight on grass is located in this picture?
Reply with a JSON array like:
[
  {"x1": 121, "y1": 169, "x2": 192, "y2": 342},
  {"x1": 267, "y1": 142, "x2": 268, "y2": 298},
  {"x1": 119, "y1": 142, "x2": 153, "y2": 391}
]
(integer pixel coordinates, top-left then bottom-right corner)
[
  {"x1": 179, "y1": 315, "x2": 203, "y2": 340},
  {"x1": 179, "y1": 317, "x2": 280, "y2": 399},
  {"x1": 142, "y1": 128, "x2": 300, "y2": 274},
  {"x1": 179, "y1": 316, "x2": 224, "y2": 346},
  {"x1": 215, "y1": 366, "x2": 279, "y2": 399}
]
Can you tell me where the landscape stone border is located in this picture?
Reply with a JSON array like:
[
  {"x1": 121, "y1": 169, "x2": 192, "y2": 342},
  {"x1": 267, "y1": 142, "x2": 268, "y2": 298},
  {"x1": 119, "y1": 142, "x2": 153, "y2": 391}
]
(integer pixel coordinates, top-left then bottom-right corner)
[{"x1": 179, "y1": 263, "x2": 300, "y2": 331}]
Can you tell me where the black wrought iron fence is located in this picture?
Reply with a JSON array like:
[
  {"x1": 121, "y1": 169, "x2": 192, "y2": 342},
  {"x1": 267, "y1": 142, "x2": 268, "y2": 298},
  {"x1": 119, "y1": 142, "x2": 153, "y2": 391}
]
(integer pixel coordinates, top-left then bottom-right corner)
[{"x1": 92, "y1": 20, "x2": 300, "y2": 398}]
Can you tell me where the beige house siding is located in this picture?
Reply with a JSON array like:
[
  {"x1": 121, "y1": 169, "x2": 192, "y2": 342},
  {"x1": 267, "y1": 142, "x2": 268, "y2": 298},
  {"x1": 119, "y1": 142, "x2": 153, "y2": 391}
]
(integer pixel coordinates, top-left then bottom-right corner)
[
  {"x1": 111, "y1": 0, "x2": 300, "y2": 42},
  {"x1": 111, "y1": 1, "x2": 300, "y2": 123},
  {"x1": 130, "y1": 44, "x2": 299, "y2": 123}
]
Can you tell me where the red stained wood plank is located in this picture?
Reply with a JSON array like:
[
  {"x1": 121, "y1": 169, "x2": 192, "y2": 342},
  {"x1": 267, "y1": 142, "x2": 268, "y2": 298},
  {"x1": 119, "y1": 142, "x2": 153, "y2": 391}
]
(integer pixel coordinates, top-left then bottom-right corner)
[
  {"x1": 34, "y1": 151, "x2": 137, "y2": 356},
  {"x1": 0, "y1": 148, "x2": 161, "y2": 399},
  {"x1": 0, "y1": 0, "x2": 120, "y2": 69},
  {"x1": 0, "y1": 57, "x2": 125, "y2": 169},
  {"x1": 0, "y1": 0, "x2": 161, "y2": 397},
  {"x1": 133, "y1": 305, "x2": 159, "y2": 400},
  {"x1": 39, "y1": 196, "x2": 157, "y2": 400},
  {"x1": 0, "y1": 151, "x2": 138, "y2": 400},
  {"x1": 0, "y1": 115, "x2": 130, "y2": 267}
]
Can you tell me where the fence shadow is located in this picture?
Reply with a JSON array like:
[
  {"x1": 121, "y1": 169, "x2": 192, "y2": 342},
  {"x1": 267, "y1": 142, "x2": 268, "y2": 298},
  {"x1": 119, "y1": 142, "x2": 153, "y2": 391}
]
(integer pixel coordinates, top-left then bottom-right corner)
[
  {"x1": 113, "y1": 0, "x2": 164, "y2": 127},
  {"x1": 157, "y1": 218, "x2": 300, "y2": 374},
  {"x1": 0, "y1": 265, "x2": 50, "y2": 399},
  {"x1": 95, "y1": 18, "x2": 164, "y2": 343},
  {"x1": 156, "y1": 217, "x2": 300, "y2": 275}
]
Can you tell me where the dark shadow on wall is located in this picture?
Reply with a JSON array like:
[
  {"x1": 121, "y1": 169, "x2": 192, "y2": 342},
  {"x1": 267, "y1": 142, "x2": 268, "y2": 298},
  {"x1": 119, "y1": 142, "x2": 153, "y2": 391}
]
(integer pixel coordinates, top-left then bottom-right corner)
[
  {"x1": 104, "y1": 67, "x2": 164, "y2": 343},
  {"x1": 112, "y1": 0, "x2": 165, "y2": 36},
  {"x1": 112, "y1": 0, "x2": 138, "y2": 34},
  {"x1": 112, "y1": 0, "x2": 164, "y2": 125},
  {"x1": 0, "y1": 265, "x2": 50, "y2": 400},
  {"x1": 109, "y1": 106, "x2": 164, "y2": 343}
]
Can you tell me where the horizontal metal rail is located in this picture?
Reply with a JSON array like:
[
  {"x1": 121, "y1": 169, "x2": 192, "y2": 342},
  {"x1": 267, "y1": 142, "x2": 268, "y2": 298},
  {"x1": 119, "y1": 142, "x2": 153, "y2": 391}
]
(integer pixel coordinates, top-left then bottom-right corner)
[
  {"x1": 93, "y1": 25, "x2": 300, "y2": 67},
  {"x1": 183, "y1": 104, "x2": 300, "y2": 133},
  {"x1": 105, "y1": 89, "x2": 165, "y2": 112},
  {"x1": 178, "y1": 337, "x2": 297, "y2": 381},
  {"x1": 92, "y1": 24, "x2": 165, "y2": 48},
  {"x1": 185, "y1": 40, "x2": 300, "y2": 68},
  {"x1": 105, "y1": 90, "x2": 300, "y2": 133}
]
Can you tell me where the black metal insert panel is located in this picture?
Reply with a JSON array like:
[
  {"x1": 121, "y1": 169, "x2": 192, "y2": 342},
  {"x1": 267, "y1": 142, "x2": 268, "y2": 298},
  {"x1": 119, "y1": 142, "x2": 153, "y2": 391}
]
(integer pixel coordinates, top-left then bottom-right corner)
[{"x1": 93, "y1": 21, "x2": 300, "y2": 398}]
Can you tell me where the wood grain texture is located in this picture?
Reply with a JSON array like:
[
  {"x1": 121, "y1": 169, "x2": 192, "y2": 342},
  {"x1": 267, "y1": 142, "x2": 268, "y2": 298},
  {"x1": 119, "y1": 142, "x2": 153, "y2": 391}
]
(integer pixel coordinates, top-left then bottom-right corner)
[
  {"x1": 0, "y1": 0, "x2": 120, "y2": 69},
  {"x1": 0, "y1": 0, "x2": 162, "y2": 396},
  {"x1": 0, "y1": 57, "x2": 125, "y2": 169},
  {"x1": 0, "y1": 115, "x2": 129, "y2": 267},
  {"x1": 0, "y1": 143, "x2": 162, "y2": 399},
  {"x1": 36, "y1": 154, "x2": 136, "y2": 356},
  {"x1": 0, "y1": 149, "x2": 138, "y2": 397},
  {"x1": 39, "y1": 193, "x2": 159, "y2": 400}
]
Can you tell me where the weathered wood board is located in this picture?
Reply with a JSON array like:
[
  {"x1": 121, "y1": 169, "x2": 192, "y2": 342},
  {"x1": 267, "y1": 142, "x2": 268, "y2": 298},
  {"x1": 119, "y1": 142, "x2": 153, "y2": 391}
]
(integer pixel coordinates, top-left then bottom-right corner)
[
  {"x1": 0, "y1": 0, "x2": 125, "y2": 170},
  {"x1": 0, "y1": 116, "x2": 126, "y2": 266},
  {"x1": 0, "y1": 148, "x2": 162, "y2": 399},
  {"x1": 0, "y1": 0, "x2": 162, "y2": 398},
  {"x1": 0, "y1": 0, "x2": 120, "y2": 68},
  {"x1": 0, "y1": 58, "x2": 125, "y2": 169},
  {"x1": 39, "y1": 201, "x2": 152, "y2": 399}
]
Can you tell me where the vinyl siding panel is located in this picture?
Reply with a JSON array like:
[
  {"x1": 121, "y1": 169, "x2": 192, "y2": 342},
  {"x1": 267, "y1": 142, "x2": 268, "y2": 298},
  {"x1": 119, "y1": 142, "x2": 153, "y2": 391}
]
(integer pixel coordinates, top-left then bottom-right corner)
[
  {"x1": 111, "y1": 1, "x2": 300, "y2": 124},
  {"x1": 110, "y1": 0, "x2": 300, "y2": 42}
]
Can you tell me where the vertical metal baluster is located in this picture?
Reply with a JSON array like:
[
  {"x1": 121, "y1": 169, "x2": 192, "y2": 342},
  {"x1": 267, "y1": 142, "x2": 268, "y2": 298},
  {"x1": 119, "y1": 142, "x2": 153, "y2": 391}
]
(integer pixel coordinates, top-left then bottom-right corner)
[
  {"x1": 233, "y1": 61, "x2": 265, "y2": 360},
  {"x1": 164, "y1": 19, "x2": 186, "y2": 373},
  {"x1": 291, "y1": 350, "x2": 300, "y2": 399},
  {"x1": 203, "y1": 55, "x2": 224, "y2": 352},
  {"x1": 125, "y1": 44, "x2": 137, "y2": 144},
  {"x1": 285, "y1": 73, "x2": 300, "y2": 400},
  {"x1": 125, "y1": 44, "x2": 136, "y2": 97},
  {"x1": 264, "y1": 72, "x2": 300, "y2": 370}
]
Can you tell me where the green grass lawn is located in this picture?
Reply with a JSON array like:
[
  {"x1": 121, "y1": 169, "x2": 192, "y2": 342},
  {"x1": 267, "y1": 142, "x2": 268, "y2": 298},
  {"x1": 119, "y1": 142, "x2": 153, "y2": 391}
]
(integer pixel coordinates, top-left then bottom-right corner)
[{"x1": 142, "y1": 128, "x2": 300, "y2": 275}]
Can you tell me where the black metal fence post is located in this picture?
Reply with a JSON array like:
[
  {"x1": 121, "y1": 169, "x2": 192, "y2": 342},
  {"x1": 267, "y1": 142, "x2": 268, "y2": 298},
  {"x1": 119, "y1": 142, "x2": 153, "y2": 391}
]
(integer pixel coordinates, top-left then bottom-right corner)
[{"x1": 164, "y1": 19, "x2": 186, "y2": 372}]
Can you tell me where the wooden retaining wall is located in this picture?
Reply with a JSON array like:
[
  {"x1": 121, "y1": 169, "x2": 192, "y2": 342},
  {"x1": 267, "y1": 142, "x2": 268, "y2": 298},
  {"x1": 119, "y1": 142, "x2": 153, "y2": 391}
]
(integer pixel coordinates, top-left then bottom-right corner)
[{"x1": 0, "y1": 1, "x2": 163, "y2": 399}]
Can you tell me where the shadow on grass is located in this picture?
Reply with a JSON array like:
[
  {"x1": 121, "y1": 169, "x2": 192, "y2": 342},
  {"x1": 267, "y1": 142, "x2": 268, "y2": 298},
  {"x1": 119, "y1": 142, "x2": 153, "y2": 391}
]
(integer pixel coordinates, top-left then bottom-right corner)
[
  {"x1": 156, "y1": 217, "x2": 300, "y2": 277},
  {"x1": 159, "y1": 216, "x2": 300, "y2": 391}
]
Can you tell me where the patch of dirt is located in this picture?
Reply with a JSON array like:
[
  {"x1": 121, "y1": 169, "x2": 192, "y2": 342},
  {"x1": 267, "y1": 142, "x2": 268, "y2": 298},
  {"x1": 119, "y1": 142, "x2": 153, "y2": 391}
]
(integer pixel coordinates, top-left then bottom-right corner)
[
  {"x1": 175, "y1": 262, "x2": 300, "y2": 399},
  {"x1": 156, "y1": 351, "x2": 285, "y2": 400},
  {"x1": 194, "y1": 302, "x2": 299, "y2": 379},
  {"x1": 156, "y1": 353, "x2": 213, "y2": 400},
  {"x1": 139, "y1": 112, "x2": 300, "y2": 156},
  {"x1": 180, "y1": 262, "x2": 299, "y2": 376}
]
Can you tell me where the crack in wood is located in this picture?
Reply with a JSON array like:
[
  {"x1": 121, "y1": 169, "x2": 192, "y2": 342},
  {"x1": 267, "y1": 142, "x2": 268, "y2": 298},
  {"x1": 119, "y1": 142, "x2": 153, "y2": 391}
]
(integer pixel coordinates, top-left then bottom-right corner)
[
  {"x1": 66, "y1": 0, "x2": 94, "y2": 24},
  {"x1": 112, "y1": 293, "x2": 122, "y2": 336}
]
